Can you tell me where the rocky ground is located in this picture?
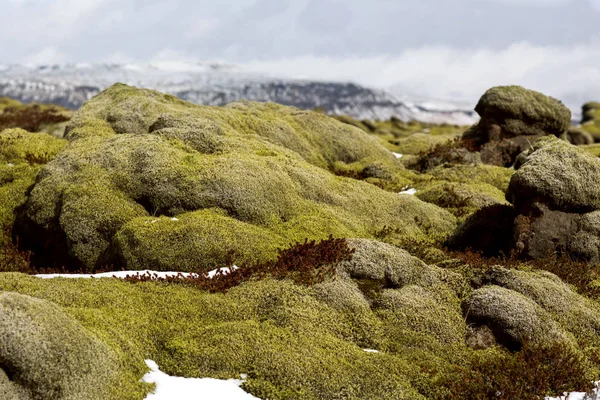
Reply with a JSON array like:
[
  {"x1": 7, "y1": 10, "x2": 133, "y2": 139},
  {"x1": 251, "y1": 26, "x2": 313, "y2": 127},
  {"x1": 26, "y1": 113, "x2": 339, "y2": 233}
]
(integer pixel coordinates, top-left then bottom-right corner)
[{"x1": 2, "y1": 84, "x2": 600, "y2": 399}]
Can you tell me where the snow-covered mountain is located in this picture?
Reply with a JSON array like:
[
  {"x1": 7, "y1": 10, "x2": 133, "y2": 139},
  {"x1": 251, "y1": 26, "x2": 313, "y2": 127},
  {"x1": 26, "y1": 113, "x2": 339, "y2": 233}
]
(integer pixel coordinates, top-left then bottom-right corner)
[{"x1": 0, "y1": 63, "x2": 478, "y2": 125}]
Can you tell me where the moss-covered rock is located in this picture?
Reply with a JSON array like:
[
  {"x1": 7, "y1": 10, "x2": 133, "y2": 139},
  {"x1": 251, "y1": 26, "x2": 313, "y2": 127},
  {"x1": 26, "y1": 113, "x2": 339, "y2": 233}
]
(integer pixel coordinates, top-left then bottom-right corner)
[
  {"x1": 481, "y1": 267, "x2": 600, "y2": 344},
  {"x1": 463, "y1": 86, "x2": 571, "y2": 167},
  {"x1": 507, "y1": 136, "x2": 600, "y2": 213},
  {"x1": 0, "y1": 291, "x2": 117, "y2": 399},
  {"x1": 465, "y1": 86, "x2": 571, "y2": 143},
  {"x1": 0, "y1": 129, "x2": 66, "y2": 230},
  {"x1": 16, "y1": 84, "x2": 456, "y2": 272},
  {"x1": 463, "y1": 286, "x2": 570, "y2": 351},
  {"x1": 416, "y1": 181, "x2": 508, "y2": 218}
]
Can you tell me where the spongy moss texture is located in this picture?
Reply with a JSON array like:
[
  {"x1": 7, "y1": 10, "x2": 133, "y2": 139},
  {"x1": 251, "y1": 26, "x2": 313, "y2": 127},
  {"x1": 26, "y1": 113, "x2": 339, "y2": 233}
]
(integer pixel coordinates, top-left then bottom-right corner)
[
  {"x1": 17, "y1": 84, "x2": 456, "y2": 272},
  {"x1": 0, "y1": 291, "x2": 117, "y2": 400},
  {"x1": 507, "y1": 135, "x2": 600, "y2": 212},
  {"x1": 466, "y1": 85, "x2": 571, "y2": 141},
  {"x1": 0, "y1": 129, "x2": 66, "y2": 230}
]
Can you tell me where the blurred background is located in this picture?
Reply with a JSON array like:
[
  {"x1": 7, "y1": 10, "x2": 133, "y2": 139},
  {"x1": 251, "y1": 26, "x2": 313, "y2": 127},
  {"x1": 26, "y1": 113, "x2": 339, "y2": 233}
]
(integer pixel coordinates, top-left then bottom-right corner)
[{"x1": 1, "y1": 0, "x2": 599, "y2": 121}]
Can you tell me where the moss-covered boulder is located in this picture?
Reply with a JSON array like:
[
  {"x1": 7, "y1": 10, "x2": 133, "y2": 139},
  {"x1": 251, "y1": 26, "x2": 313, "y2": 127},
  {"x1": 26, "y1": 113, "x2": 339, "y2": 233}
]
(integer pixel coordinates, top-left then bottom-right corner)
[
  {"x1": 463, "y1": 286, "x2": 569, "y2": 351},
  {"x1": 508, "y1": 136, "x2": 600, "y2": 212},
  {"x1": 480, "y1": 267, "x2": 600, "y2": 345},
  {"x1": 0, "y1": 129, "x2": 66, "y2": 231},
  {"x1": 0, "y1": 291, "x2": 117, "y2": 399},
  {"x1": 15, "y1": 84, "x2": 456, "y2": 272},
  {"x1": 506, "y1": 136, "x2": 600, "y2": 261},
  {"x1": 463, "y1": 86, "x2": 571, "y2": 167}
]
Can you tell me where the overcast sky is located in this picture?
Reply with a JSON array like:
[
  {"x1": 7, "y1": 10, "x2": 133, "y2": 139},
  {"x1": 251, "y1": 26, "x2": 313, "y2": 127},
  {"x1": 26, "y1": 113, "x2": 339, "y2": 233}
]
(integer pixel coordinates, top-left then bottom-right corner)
[{"x1": 2, "y1": 0, "x2": 600, "y2": 106}]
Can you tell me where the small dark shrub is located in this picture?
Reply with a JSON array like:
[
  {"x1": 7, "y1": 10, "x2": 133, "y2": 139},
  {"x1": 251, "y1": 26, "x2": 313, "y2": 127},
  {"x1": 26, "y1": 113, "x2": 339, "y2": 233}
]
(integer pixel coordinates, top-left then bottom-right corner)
[
  {"x1": 440, "y1": 341, "x2": 595, "y2": 400},
  {"x1": 0, "y1": 229, "x2": 32, "y2": 273},
  {"x1": 0, "y1": 105, "x2": 70, "y2": 133},
  {"x1": 123, "y1": 236, "x2": 355, "y2": 293},
  {"x1": 414, "y1": 137, "x2": 478, "y2": 172}
]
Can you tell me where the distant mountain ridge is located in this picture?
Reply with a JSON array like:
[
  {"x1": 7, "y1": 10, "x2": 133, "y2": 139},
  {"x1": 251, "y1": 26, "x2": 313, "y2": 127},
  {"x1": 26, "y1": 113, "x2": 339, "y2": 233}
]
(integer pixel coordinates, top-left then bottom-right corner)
[{"x1": 0, "y1": 63, "x2": 478, "y2": 125}]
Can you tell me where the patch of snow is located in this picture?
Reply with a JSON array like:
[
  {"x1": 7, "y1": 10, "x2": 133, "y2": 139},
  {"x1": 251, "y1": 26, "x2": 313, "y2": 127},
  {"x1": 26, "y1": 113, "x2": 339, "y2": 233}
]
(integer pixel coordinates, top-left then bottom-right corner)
[
  {"x1": 35, "y1": 270, "x2": 200, "y2": 279},
  {"x1": 171, "y1": 217, "x2": 179, "y2": 221},
  {"x1": 545, "y1": 382, "x2": 600, "y2": 400},
  {"x1": 399, "y1": 188, "x2": 417, "y2": 195},
  {"x1": 6, "y1": 163, "x2": 14, "y2": 167},
  {"x1": 363, "y1": 349, "x2": 380, "y2": 353},
  {"x1": 207, "y1": 265, "x2": 239, "y2": 278},
  {"x1": 142, "y1": 360, "x2": 259, "y2": 400},
  {"x1": 392, "y1": 152, "x2": 403, "y2": 159}
]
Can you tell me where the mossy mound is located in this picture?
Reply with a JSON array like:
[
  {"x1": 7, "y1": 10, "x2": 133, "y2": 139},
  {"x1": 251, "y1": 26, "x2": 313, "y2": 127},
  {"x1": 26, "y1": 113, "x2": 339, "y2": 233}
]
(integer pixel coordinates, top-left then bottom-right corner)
[
  {"x1": 480, "y1": 266, "x2": 600, "y2": 348},
  {"x1": 507, "y1": 136, "x2": 600, "y2": 213},
  {"x1": 16, "y1": 84, "x2": 456, "y2": 272},
  {"x1": 0, "y1": 271, "x2": 464, "y2": 400},
  {"x1": 415, "y1": 181, "x2": 508, "y2": 219},
  {"x1": 393, "y1": 132, "x2": 460, "y2": 155},
  {"x1": 0, "y1": 129, "x2": 67, "y2": 230},
  {"x1": 426, "y1": 163, "x2": 513, "y2": 192},
  {"x1": 464, "y1": 286, "x2": 569, "y2": 351},
  {"x1": 464, "y1": 86, "x2": 571, "y2": 143},
  {"x1": 0, "y1": 291, "x2": 117, "y2": 399}
]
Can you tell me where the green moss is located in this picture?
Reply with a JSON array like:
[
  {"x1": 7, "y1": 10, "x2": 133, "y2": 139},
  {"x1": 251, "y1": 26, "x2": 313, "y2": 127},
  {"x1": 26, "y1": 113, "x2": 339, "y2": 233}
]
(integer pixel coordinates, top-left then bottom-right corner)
[
  {"x1": 507, "y1": 135, "x2": 600, "y2": 212},
  {"x1": 111, "y1": 208, "x2": 288, "y2": 271},
  {"x1": 0, "y1": 291, "x2": 118, "y2": 399},
  {"x1": 393, "y1": 132, "x2": 460, "y2": 155},
  {"x1": 481, "y1": 266, "x2": 600, "y2": 350},
  {"x1": 426, "y1": 164, "x2": 513, "y2": 192},
  {"x1": 464, "y1": 285, "x2": 570, "y2": 350},
  {"x1": 581, "y1": 143, "x2": 600, "y2": 157},
  {"x1": 467, "y1": 85, "x2": 571, "y2": 141},
  {"x1": 19, "y1": 84, "x2": 457, "y2": 271},
  {"x1": 415, "y1": 181, "x2": 508, "y2": 219},
  {"x1": 0, "y1": 273, "x2": 465, "y2": 400},
  {"x1": 0, "y1": 129, "x2": 66, "y2": 230}
]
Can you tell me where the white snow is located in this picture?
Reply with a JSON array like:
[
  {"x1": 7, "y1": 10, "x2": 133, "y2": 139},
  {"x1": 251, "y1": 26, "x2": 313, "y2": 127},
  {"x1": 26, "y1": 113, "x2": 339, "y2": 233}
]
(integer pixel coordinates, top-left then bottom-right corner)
[
  {"x1": 399, "y1": 188, "x2": 417, "y2": 195},
  {"x1": 545, "y1": 382, "x2": 600, "y2": 400},
  {"x1": 6, "y1": 163, "x2": 14, "y2": 167},
  {"x1": 207, "y1": 265, "x2": 239, "y2": 278},
  {"x1": 142, "y1": 360, "x2": 260, "y2": 400},
  {"x1": 171, "y1": 217, "x2": 179, "y2": 221},
  {"x1": 35, "y1": 266, "x2": 239, "y2": 280},
  {"x1": 363, "y1": 349, "x2": 380, "y2": 353},
  {"x1": 392, "y1": 152, "x2": 403, "y2": 159},
  {"x1": 35, "y1": 270, "x2": 200, "y2": 279}
]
